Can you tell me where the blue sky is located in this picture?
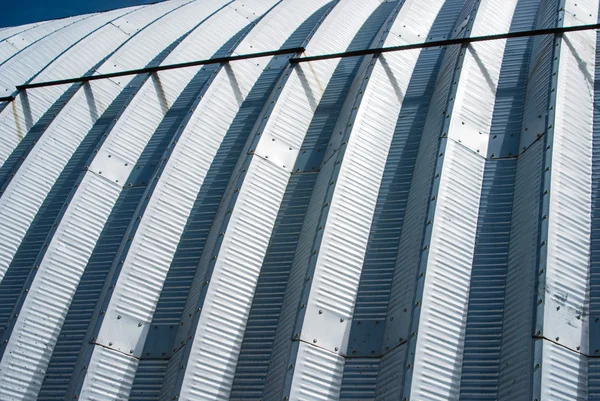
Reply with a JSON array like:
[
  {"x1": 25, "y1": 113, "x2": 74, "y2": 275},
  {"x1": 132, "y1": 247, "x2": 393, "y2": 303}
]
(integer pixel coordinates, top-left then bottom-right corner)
[{"x1": 0, "y1": 0, "x2": 166, "y2": 28}]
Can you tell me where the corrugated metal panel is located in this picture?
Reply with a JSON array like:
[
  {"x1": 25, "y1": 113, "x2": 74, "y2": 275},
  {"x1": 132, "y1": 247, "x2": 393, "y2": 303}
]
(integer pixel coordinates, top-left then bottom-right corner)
[
  {"x1": 0, "y1": 79, "x2": 122, "y2": 282},
  {"x1": 0, "y1": 173, "x2": 121, "y2": 401},
  {"x1": 0, "y1": 0, "x2": 228, "y2": 175},
  {"x1": 93, "y1": 0, "x2": 227, "y2": 75},
  {"x1": 71, "y1": 2, "x2": 327, "y2": 399},
  {"x1": 0, "y1": 20, "x2": 53, "y2": 43},
  {"x1": 0, "y1": 85, "x2": 71, "y2": 169},
  {"x1": 0, "y1": 16, "x2": 89, "y2": 65},
  {"x1": 591, "y1": 25, "x2": 600, "y2": 401},
  {"x1": 0, "y1": 0, "x2": 599, "y2": 399},
  {"x1": 0, "y1": 9, "x2": 132, "y2": 96}
]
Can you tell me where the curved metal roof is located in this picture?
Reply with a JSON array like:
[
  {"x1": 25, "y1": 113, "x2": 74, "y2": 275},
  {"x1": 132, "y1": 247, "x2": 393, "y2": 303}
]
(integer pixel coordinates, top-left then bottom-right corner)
[{"x1": 0, "y1": 0, "x2": 598, "y2": 399}]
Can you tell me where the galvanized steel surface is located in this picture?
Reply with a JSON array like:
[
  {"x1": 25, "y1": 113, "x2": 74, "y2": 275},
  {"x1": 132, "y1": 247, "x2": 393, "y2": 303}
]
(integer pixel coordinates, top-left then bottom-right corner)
[{"x1": 0, "y1": 0, "x2": 598, "y2": 399}]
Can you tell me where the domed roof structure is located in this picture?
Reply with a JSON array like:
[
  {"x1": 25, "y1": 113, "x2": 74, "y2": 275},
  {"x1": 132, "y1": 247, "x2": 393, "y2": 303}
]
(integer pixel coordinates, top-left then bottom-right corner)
[{"x1": 0, "y1": 0, "x2": 598, "y2": 400}]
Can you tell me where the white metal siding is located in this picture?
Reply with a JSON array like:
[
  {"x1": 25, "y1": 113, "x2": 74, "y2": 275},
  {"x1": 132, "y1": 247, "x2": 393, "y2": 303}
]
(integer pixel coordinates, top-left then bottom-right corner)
[{"x1": 0, "y1": 0, "x2": 598, "y2": 400}]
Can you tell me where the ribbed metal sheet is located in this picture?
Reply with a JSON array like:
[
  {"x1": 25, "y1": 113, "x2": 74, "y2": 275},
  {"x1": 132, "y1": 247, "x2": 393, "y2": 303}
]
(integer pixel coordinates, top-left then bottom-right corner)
[{"x1": 0, "y1": 0, "x2": 599, "y2": 399}]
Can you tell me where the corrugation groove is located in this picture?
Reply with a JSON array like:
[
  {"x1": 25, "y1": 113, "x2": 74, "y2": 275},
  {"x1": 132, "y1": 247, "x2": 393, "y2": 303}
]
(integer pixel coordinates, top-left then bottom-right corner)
[
  {"x1": 0, "y1": 8, "x2": 135, "y2": 96},
  {"x1": 0, "y1": 14, "x2": 94, "y2": 72},
  {"x1": 140, "y1": 82, "x2": 274, "y2": 330},
  {"x1": 349, "y1": 50, "x2": 450, "y2": 347},
  {"x1": 374, "y1": 343, "x2": 406, "y2": 400},
  {"x1": 344, "y1": 10, "x2": 466, "y2": 393},
  {"x1": 0, "y1": 84, "x2": 81, "y2": 189},
  {"x1": 459, "y1": 160, "x2": 517, "y2": 400},
  {"x1": 542, "y1": 25, "x2": 596, "y2": 352},
  {"x1": 233, "y1": 3, "x2": 399, "y2": 398},
  {"x1": 0, "y1": 0, "x2": 227, "y2": 279},
  {"x1": 288, "y1": 342, "x2": 345, "y2": 400},
  {"x1": 0, "y1": 80, "x2": 124, "y2": 340},
  {"x1": 74, "y1": 2, "x2": 304, "y2": 398},
  {"x1": 0, "y1": 20, "x2": 53, "y2": 44},
  {"x1": 409, "y1": 142, "x2": 485, "y2": 401},
  {"x1": 38, "y1": 186, "x2": 144, "y2": 401},
  {"x1": 178, "y1": 157, "x2": 290, "y2": 401},
  {"x1": 231, "y1": 172, "x2": 319, "y2": 399},
  {"x1": 540, "y1": 339, "x2": 588, "y2": 400},
  {"x1": 0, "y1": 16, "x2": 90, "y2": 66},
  {"x1": 590, "y1": 358, "x2": 600, "y2": 400},
  {"x1": 0, "y1": 0, "x2": 218, "y2": 176},
  {"x1": 37, "y1": 60, "x2": 223, "y2": 401},
  {"x1": 497, "y1": 139, "x2": 544, "y2": 401},
  {"x1": 37, "y1": 10, "x2": 255, "y2": 399},
  {"x1": 1, "y1": 0, "x2": 600, "y2": 399},
  {"x1": 261, "y1": 160, "x2": 337, "y2": 401},
  {"x1": 293, "y1": 1, "x2": 406, "y2": 356},
  {"x1": 130, "y1": 31, "x2": 283, "y2": 401},
  {"x1": 339, "y1": 358, "x2": 380, "y2": 400},
  {"x1": 0, "y1": 174, "x2": 122, "y2": 401},
  {"x1": 459, "y1": 0, "x2": 538, "y2": 396},
  {"x1": 375, "y1": 0, "x2": 503, "y2": 398},
  {"x1": 590, "y1": 27, "x2": 600, "y2": 401},
  {"x1": 380, "y1": 44, "x2": 462, "y2": 361},
  {"x1": 158, "y1": 3, "x2": 344, "y2": 399}
]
